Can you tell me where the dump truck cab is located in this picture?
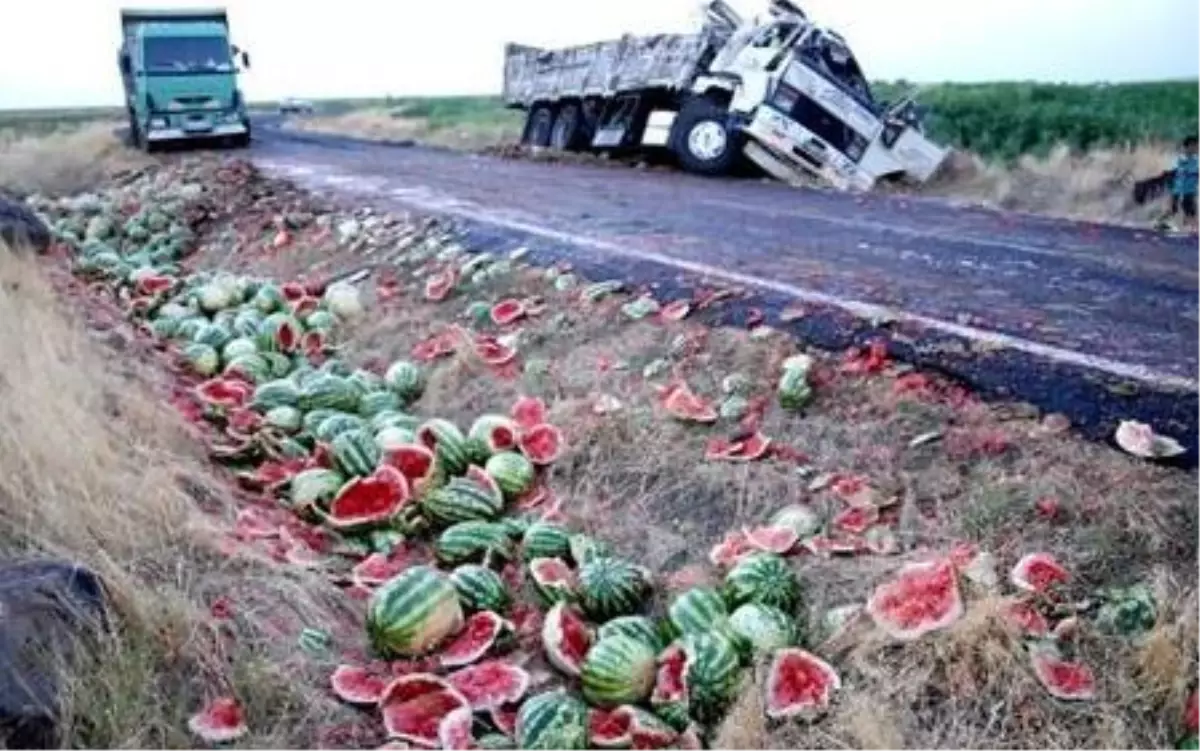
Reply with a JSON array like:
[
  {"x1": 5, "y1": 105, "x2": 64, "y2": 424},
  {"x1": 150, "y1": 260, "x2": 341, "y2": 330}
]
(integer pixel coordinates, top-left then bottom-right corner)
[{"x1": 118, "y1": 8, "x2": 252, "y2": 150}]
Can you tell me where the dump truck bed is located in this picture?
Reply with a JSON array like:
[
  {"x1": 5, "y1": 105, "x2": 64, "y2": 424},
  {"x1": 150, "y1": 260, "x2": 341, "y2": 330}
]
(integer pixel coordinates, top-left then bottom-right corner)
[{"x1": 502, "y1": 33, "x2": 719, "y2": 107}]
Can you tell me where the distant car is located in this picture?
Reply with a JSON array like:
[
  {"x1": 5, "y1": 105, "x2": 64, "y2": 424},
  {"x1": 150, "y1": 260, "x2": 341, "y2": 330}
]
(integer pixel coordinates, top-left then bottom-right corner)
[{"x1": 279, "y1": 98, "x2": 314, "y2": 115}]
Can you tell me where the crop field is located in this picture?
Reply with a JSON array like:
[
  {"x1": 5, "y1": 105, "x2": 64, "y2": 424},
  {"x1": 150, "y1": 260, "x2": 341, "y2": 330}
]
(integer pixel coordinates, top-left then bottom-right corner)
[{"x1": 0, "y1": 120, "x2": 1196, "y2": 749}]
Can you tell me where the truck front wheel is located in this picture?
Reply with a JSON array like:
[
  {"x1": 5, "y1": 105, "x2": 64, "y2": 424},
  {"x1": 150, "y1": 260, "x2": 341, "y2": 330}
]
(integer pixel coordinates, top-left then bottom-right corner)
[
  {"x1": 670, "y1": 97, "x2": 740, "y2": 176},
  {"x1": 522, "y1": 105, "x2": 555, "y2": 148}
]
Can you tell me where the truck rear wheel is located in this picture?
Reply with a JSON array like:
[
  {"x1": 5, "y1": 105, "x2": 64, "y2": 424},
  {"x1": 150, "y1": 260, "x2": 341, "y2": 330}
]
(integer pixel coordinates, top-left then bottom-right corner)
[
  {"x1": 670, "y1": 97, "x2": 740, "y2": 176},
  {"x1": 522, "y1": 105, "x2": 555, "y2": 148},
  {"x1": 549, "y1": 103, "x2": 585, "y2": 151}
]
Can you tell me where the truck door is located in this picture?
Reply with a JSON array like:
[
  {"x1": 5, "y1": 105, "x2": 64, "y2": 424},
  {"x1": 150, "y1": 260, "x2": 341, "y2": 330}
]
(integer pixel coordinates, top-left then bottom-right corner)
[{"x1": 728, "y1": 22, "x2": 797, "y2": 109}]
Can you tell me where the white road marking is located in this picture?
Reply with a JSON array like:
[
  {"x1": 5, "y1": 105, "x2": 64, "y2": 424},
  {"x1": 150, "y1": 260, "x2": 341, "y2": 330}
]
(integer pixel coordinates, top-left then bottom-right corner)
[{"x1": 257, "y1": 158, "x2": 1198, "y2": 393}]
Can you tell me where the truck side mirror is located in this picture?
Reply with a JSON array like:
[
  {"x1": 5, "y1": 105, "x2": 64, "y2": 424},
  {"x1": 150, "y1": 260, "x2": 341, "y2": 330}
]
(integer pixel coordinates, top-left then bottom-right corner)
[
  {"x1": 241, "y1": 51, "x2": 251, "y2": 69},
  {"x1": 119, "y1": 54, "x2": 131, "y2": 74}
]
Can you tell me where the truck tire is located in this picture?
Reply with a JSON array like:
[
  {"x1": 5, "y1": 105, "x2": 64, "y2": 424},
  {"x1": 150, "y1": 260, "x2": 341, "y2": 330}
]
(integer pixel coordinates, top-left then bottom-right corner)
[
  {"x1": 670, "y1": 97, "x2": 741, "y2": 177},
  {"x1": 522, "y1": 105, "x2": 555, "y2": 148},
  {"x1": 549, "y1": 103, "x2": 585, "y2": 151}
]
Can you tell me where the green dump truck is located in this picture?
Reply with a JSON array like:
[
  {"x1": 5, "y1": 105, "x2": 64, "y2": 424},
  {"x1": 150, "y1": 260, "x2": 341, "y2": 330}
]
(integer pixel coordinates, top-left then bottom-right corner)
[{"x1": 118, "y1": 7, "x2": 252, "y2": 150}]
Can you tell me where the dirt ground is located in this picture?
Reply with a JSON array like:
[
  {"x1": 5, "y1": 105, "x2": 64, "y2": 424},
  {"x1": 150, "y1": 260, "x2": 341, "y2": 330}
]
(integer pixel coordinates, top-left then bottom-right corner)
[{"x1": 2, "y1": 141, "x2": 1194, "y2": 748}]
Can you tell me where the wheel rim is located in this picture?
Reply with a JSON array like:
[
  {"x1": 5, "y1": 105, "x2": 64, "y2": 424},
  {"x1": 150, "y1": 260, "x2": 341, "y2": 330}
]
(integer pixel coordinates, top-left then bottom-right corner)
[{"x1": 687, "y1": 120, "x2": 728, "y2": 161}]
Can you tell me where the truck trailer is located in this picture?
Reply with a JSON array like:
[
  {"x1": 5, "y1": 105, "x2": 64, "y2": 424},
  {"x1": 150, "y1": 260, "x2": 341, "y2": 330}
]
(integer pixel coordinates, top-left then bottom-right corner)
[
  {"x1": 118, "y1": 7, "x2": 252, "y2": 151},
  {"x1": 502, "y1": 0, "x2": 949, "y2": 192}
]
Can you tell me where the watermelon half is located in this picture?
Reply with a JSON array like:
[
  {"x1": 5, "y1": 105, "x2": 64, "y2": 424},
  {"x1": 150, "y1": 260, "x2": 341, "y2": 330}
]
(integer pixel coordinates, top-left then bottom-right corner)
[
  {"x1": 491, "y1": 298, "x2": 526, "y2": 325},
  {"x1": 447, "y1": 660, "x2": 531, "y2": 710},
  {"x1": 424, "y1": 268, "x2": 458, "y2": 302},
  {"x1": 650, "y1": 643, "x2": 689, "y2": 726},
  {"x1": 511, "y1": 396, "x2": 547, "y2": 429},
  {"x1": 704, "y1": 432, "x2": 772, "y2": 462},
  {"x1": 833, "y1": 505, "x2": 880, "y2": 536},
  {"x1": 1029, "y1": 645, "x2": 1097, "y2": 701},
  {"x1": 1010, "y1": 552, "x2": 1070, "y2": 593},
  {"x1": 661, "y1": 384, "x2": 718, "y2": 424},
  {"x1": 438, "y1": 705, "x2": 476, "y2": 751},
  {"x1": 474, "y1": 335, "x2": 517, "y2": 366},
  {"x1": 542, "y1": 602, "x2": 593, "y2": 677},
  {"x1": 382, "y1": 443, "x2": 438, "y2": 493},
  {"x1": 380, "y1": 674, "x2": 471, "y2": 747},
  {"x1": 187, "y1": 697, "x2": 248, "y2": 744},
  {"x1": 866, "y1": 558, "x2": 963, "y2": 641},
  {"x1": 440, "y1": 610, "x2": 511, "y2": 668},
  {"x1": 743, "y1": 525, "x2": 799, "y2": 555},
  {"x1": 519, "y1": 423, "x2": 564, "y2": 465},
  {"x1": 659, "y1": 300, "x2": 691, "y2": 322},
  {"x1": 330, "y1": 664, "x2": 389, "y2": 705},
  {"x1": 195, "y1": 377, "x2": 251, "y2": 408},
  {"x1": 326, "y1": 465, "x2": 412, "y2": 531},
  {"x1": 589, "y1": 706, "x2": 677, "y2": 750},
  {"x1": 764, "y1": 647, "x2": 841, "y2": 721},
  {"x1": 709, "y1": 531, "x2": 752, "y2": 567}
]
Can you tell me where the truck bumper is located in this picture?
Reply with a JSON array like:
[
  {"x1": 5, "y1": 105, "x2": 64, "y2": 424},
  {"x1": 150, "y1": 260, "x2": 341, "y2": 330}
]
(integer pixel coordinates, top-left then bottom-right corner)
[
  {"x1": 146, "y1": 122, "x2": 248, "y2": 142},
  {"x1": 741, "y1": 109, "x2": 872, "y2": 192}
]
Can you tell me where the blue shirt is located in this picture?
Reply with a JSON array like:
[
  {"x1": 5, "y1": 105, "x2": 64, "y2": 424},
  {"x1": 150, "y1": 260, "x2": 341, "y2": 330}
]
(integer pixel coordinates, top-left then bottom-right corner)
[{"x1": 1173, "y1": 154, "x2": 1198, "y2": 196}]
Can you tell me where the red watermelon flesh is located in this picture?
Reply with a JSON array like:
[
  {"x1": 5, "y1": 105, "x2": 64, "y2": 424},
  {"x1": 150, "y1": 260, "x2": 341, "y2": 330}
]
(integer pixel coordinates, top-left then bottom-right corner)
[
  {"x1": 465, "y1": 465, "x2": 504, "y2": 502},
  {"x1": 489, "y1": 704, "x2": 518, "y2": 736},
  {"x1": 330, "y1": 664, "x2": 389, "y2": 705},
  {"x1": 709, "y1": 530, "x2": 752, "y2": 567},
  {"x1": 380, "y1": 675, "x2": 470, "y2": 747},
  {"x1": 590, "y1": 708, "x2": 633, "y2": 749},
  {"x1": 831, "y1": 474, "x2": 876, "y2": 508},
  {"x1": 705, "y1": 432, "x2": 772, "y2": 462},
  {"x1": 866, "y1": 558, "x2": 964, "y2": 641},
  {"x1": 195, "y1": 377, "x2": 250, "y2": 408},
  {"x1": 511, "y1": 396, "x2": 547, "y2": 429},
  {"x1": 659, "y1": 300, "x2": 691, "y2": 322},
  {"x1": 652, "y1": 644, "x2": 688, "y2": 704},
  {"x1": 136, "y1": 273, "x2": 175, "y2": 296},
  {"x1": 519, "y1": 423, "x2": 563, "y2": 465},
  {"x1": 542, "y1": 602, "x2": 591, "y2": 677},
  {"x1": 764, "y1": 648, "x2": 841, "y2": 720},
  {"x1": 291, "y1": 296, "x2": 320, "y2": 318},
  {"x1": 412, "y1": 330, "x2": 458, "y2": 362},
  {"x1": 490, "y1": 298, "x2": 526, "y2": 326},
  {"x1": 383, "y1": 444, "x2": 436, "y2": 487},
  {"x1": 1010, "y1": 552, "x2": 1070, "y2": 593},
  {"x1": 1030, "y1": 648, "x2": 1097, "y2": 701},
  {"x1": 530, "y1": 558, "x2": 578, "y2": 600},
  {"x1": 662, "y1": 385, "x2": 718, "y2": 424},
  {"x1": 281, "y1": 281, "x2": 306, "y2": 302},
  {"x1": 424, "y1": 269, "x2": 457, "y2": 302},
  {"x1": 1185, "y1": 690, "x2": 1198, "y2": 734},
  {"x1": 833, "y1": 505, "x2": 880, "y2": 536},
  {"x1": 188, "y1": 697, "x2": 248, "y2": 743},
  {"x1": 352, "y1": 553, "x2": 409, "y2": 588},
  {"x1": 743, "y1": 525, "x2": 799, "y2": 555},
  {"x1": 234, "y1": 507, "x2": 280, "y2": 540},
  {"x1": 676, "y1": 725, "x2": 703, "y2": 750},
  {"x1": 999, "y1": 600, "x2": 1050, "y2": 637},
  {"x1": 473, "y1": 335, "x2": 516, "y2": 366},
  {"x1": 302, "y1": 330, "x2": 326, "y2": 356},
  {"x1": 327, "y1": 466, "x2": 411, "y2": 530},
  {"x1": 446, "y1": 660, "x2": 530, "y2": 710},
  {"x1": 440, "y1": 611, "x2": 509, "y2": 668},
  {"x1": 237, "y1": 458, "x2": 303, "y2": 491},
  {"x1": 438, "y1": 705, "x2": 476, "y2": 751},
  {"x1": 226, "y1": 408, "x2": 264, "y2": 437}
]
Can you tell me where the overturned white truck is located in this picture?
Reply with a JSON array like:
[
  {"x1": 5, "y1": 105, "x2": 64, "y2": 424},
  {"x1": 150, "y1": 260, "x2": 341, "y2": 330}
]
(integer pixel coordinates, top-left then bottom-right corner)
[{"x1": 502, "y1": 0, "x2": 949, "y2": 191}]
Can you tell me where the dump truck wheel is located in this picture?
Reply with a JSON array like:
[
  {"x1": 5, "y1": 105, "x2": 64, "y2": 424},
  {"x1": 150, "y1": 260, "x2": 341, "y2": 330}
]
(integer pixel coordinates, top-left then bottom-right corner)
[
  {"x1": 523, "y1": 105, "x2": 555, "y2": 147},
  {"x1": 549, "y1": 103, "x2": 584, "y2": 151},
  {"x1": 670, "y1": 97, "x2": 740, "y2": 176}
]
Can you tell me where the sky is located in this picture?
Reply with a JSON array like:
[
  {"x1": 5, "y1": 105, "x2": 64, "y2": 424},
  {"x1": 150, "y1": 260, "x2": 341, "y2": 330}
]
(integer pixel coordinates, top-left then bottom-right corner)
[{"x1": 1, "y1": 0, "x2": 1197, "y2": 108}]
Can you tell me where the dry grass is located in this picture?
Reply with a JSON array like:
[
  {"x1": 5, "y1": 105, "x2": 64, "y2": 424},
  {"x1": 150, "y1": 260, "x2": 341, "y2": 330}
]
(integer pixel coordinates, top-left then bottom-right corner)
[
  {"x1": 0, "y1": 244, "x2": 356, "y2": 747},
  {"x1": 284, "y1": 108, "x2": 522, "y2": 151},
  {"x1": 0, "y1": 122, "x2": 150, "y2": 198},
  {"x1": 902, "y1": 141, "x2": 1178, "y2": 225}
]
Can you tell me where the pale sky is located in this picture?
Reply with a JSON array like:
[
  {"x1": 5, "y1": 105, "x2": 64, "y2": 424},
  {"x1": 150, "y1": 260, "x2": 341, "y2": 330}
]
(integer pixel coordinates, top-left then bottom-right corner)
[{"x1": 2, "y1": 0, "x2": 1197, "y2": 109}]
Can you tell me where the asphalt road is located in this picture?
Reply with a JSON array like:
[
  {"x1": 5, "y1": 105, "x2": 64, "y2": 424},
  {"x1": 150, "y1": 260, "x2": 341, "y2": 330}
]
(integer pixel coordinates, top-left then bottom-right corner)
[{"x1": 248, "y1": 120, "x2": 1200, "y2": 465}]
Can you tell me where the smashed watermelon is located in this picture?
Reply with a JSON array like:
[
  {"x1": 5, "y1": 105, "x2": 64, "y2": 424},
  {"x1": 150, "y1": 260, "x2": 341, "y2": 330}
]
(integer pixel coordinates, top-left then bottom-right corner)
[
  {"x1": 709, "y1": 530, "x2": 752, "y2": 567},
  {"x1": 440, "y1": 610, "x2": 510, "y2": 668},
  {"x1": 542, "y1": 602, "x2": 593, "y2": 677},
  {"x1": 764, "y1": 648, "x2": 841, "y2": 721},
  {"x1": 447, "y1": 660, "x2": 531, "y2": 710},
  {"x1": 491, "y1": 299, "x2": 526, "y2": 325},
  {"x1": 659, "y1": 300, "x2": 691, "y2": 322},
  {"x1": 474, "y1": 334, "x2": 518, "y2": 366},
  {"x1": 661, "y1": 384, "x2": 718, "y2": 424},
  {"x1": 999, "y1": 599, "x2": 1050, "y2": 637},
  {"x1": 833, "y1": 505, "x2": 879, "y2": 536},
  {"x1": 327, "y1": 465, "x2": 412, "y2": 531},
  {"x1": 424, "y1": 269, "x2": 458, "y2": 302},
  {"x1": 866, "y1": 558, "x2": 964, "y2": 641},
  {"x1": 704, "y1": 432, "x2": 772, "y2": 462},
  {"x1": 438, "y1": 705, "x2": 476, "y2": 750},
  {"x1": 511, "y1": 396, "x2": 547, "y2": 429},
  {"x1": 351, "y1": 553, "x2": 409, "y2": 589},
  {"x1": 519, "y1": 423, "x2": 563, "y2": 465},
  {"x1": 382, "y1": 444, "x2": 437, "y2": 491},
  {"x1": 1030, "y1": 646, "x2": 1097, "y2": 701},
  {"x1": 1010, "y1": 552, "x2": 1070, "y2": 593},
  {"x1": 743, "y1": 525, "x2": 799, "y2": 555},
  {"x1": 195, "y1": 377, "x2": 251, "y2": 408},
  {"x1": 330, "y1": 664, "x2": 389, "y2": 705},
  {"x1": 530, "y1": 557, "x2": 578, "y2": 605},
  {"x1": 380, "y1": 674, "x2": 472, "y2": 747},
  {"x1": 188, "y1": 697, "x2": 248, "y2": 744}
]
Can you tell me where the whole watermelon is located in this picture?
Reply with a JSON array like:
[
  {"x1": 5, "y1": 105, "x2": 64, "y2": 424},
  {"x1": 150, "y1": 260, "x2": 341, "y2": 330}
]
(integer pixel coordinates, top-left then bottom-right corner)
[{"x1": 366, "y1": 565, "x2": 463, "y2": 657}]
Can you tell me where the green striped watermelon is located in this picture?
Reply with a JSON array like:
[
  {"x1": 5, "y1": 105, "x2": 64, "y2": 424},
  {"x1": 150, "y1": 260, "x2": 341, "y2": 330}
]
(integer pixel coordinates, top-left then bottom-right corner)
[
  {"x1": 220, "y1": 337, "x2": 259, "y2": 364},
  {"x1": 578, "y1": 557, "x2": 652, "y2": 622},
  {"x1": 304, "y1": 309, "x2": 336, "y2": 332},
  {"x1": 581, "y1": 636, "x2": 658, "y2": 707},
  {"x1": 224, "y1": 352, "x2": 272, "y2": 384},
  {"x1": 262, "y1": 351, "x2": 294, "y2": 378},
  {"x1": 264, "y1": 405, "x2": 303, "y2": 433},
  {"x1": 777, "y1": 367, "x2": 813, "y2": 411},
  {"x1": 358, "y1": 389, "x2": 402, "y2": 417},
  {"x1": 366, "y1": 565, "x2": 464, "y2": 657},
  {"x1": 298, "y1": 375, "x2": 361, "y2": 412},
  {"x1": 184, "y1": 342, "x2": 220, "y2": 376},
  {"x1": 435, "y1": 521, "x2": 515, "y2": 566},
  {"x1": 728, "y1": 603, "x2": 799, "y2": 656},
  {"x1": 193, "y1": 322, "x2": 233, "y2": 350},
  {"x1": 384, "y1": 359, "x2": 425, "y2": 405},
  {"x1": 468, "y1": 414, "x2": 521, "y2": 461},
  {"x1": 450, "y1": 564, "x2": 511, "y2": 613},
  {"x1": 371, "y1": 410, "x2": 422, "y2": 433},
  {"x1": 724, "y1": 552, "x2": 803, "y2": 613},
  {"x1": 331, "y1": 429, "x2": 381, "y2": 477},
  {"x1": 300, "y1": 408, "x2": 339, "y2": 435},
  {"x1": 597, "y1": 616, "x2": 666, "y2": 653},
  {"x1": 417, "y1": 418, "x2": 472, "y2": 476},
  {"x1": 515, "y1": 690, "x2": 589, "y2": 750},
  {"x1": 233, "y1": 308, "x2": 266, "y2": 336},
  {"x1": 522, "y1": 522, "x2": 572, "y2": 561},
  {"x1": 252, "y1": 284, "x2": 285, "y2": 313},
  {"x1": 316, "y1": 413, "x2": 368, "y2": 443},
  {"x1": 569, "y1": 534, "x2": 612, "y2": 566},
  {"x1": 257, "y1": 312, "x2": 301, "y2": 353},
  {"x1": 681, "y1": 631, "x2": 743, "y2": 725},
  {"x1": 668, "y1": 587, "x2": 729, "y2": 637},
  {"x1": 286, "y1": 468, "x2": 345, "y2": 517},
  {"x1": 375, "y1": 426, "x2": 418, "y2": 453},
  {"x1": 422, "y1": 477, "x2": 504, "y2": 527},
  {"x1": 484, "y1": 452, "x2": 535, "y2": 499},
  {"x1": 347, "y1": 368, "x2": 384, "y2": 396}
]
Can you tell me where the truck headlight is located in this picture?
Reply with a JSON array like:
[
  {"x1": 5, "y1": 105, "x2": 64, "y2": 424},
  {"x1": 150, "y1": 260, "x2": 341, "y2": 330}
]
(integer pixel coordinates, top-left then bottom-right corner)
[
  {"x1": 149, "y1": 117, "x2": 168, "y2": 129},
  {"x1": 772, "y1": 83, "x2": 800, "y2": 113},
  {"x1": 845, "y1": 133, "x2": 868, "y2": 162},
  {"x1": 221, "y1": 111, "x2": 242, "y2": 123}
]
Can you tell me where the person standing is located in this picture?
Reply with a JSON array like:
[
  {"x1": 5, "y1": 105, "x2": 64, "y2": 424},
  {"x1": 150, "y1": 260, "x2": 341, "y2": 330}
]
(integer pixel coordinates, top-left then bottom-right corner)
[{"x1": 1160, "y1": 135, "x2": 1198, "y2": 233}]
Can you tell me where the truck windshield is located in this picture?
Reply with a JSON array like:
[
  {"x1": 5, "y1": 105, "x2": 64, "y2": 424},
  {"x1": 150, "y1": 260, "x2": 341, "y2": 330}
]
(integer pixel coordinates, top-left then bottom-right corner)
[{"x1": 143, "y1": 36, "x2": 232, "y2": 74}]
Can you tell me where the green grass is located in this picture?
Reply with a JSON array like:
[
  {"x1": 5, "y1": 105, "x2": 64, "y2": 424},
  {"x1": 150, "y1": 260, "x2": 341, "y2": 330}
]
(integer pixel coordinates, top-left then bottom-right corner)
[{"x1": 4, "y1": 79, "x2": 1196, "y2": 161}]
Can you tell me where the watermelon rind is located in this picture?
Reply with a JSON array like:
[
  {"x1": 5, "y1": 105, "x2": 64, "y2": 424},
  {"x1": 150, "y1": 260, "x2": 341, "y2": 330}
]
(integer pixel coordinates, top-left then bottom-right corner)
[
  {"x1": 515, "y1": 689, "x2": 589, "y2": 750},
  {"x1": 331, "y1": 428, "x2": 383, "y2": 477},
  {"x1": 367, "y1": 565, "x2": 464, "y2": 657},
  {"x1": 680, "y1": 631, "x2": 743, "y2": 725},
  {"x1": 764, "y1": 647, "x2": 841, "y2": 721},
  {"x1": 581, "y1": 635, "x2": 658, "y2": 708},
  {"x1": 723, "y1": 552, "x2": 803, "y2": 613},
  {"x1": 668, "y1": 587, "x2": 729, "y2": 637},
  {"x1": 418, "y1": 418, "x2": 472, "y2": 476},
  {"x1": 569, "y1": 533, "x2": 612, "y2": 566},
  {"x1": 542, "y1": 602, "x2": 593, "y2": 677},
  {"x1": 866, "y1": 558, "x2": 964, "y2": 641},
  {"x1": 578, "y1": 556, "x2": 653, "y2": 622},
  {"x1": 450, "y1": 564, "x2": 511, "y2": 613},
  {"x1": 436, "y1": 521, "x2": 515, "y2": 566},
  {"x1": 529, "y1": 557, "x2": 578, "y2": 606}
]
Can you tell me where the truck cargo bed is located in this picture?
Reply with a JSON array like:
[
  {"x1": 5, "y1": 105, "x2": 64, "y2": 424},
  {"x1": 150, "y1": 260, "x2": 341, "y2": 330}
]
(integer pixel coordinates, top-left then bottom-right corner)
[{"x1": 502, "y1": 33, "x2": 717, "y2": 107}]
